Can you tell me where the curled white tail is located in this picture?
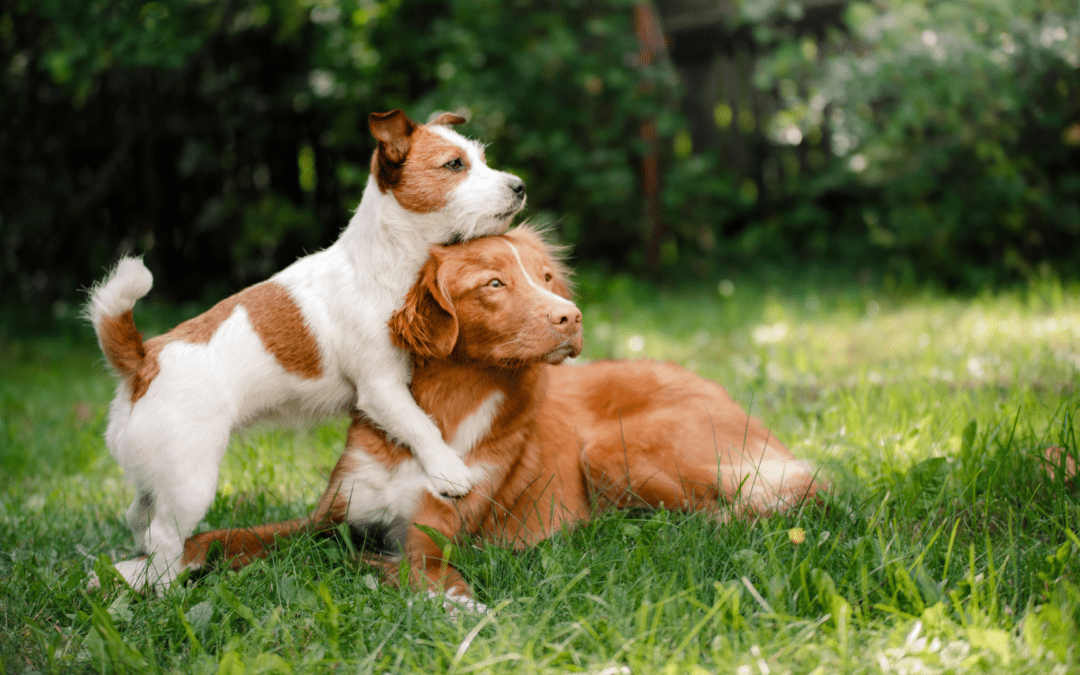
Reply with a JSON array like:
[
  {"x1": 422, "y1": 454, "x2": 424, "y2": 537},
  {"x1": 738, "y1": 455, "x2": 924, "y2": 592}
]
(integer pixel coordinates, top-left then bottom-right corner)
[
  {"x1": 87, "y1": 258, "x2": 153, "y2": 326},
  {"x1": 86, "y1": 257, "x2": 154, "y2": 377}
]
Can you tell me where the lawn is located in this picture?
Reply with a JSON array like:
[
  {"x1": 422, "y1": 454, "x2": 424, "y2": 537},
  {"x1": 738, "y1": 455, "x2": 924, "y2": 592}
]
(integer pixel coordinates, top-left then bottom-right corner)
[{"x1": 1, "y1": 268, "x2": 1078, "y2": 674}]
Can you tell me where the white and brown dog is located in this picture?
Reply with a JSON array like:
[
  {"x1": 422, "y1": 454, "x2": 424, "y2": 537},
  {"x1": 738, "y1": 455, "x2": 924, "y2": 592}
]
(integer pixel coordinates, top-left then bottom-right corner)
[{"x1": 86, "y1": 109, "x2": 526, "y2": 589}]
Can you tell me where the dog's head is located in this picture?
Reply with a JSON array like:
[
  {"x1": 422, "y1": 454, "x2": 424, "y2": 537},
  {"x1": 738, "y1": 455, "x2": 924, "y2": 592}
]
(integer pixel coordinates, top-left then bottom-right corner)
[
  {"x1": 390, "y1": 227, "x2": 582, "y2": 365},
  {"x1": 369, "y1": 109, "x2": 526, "y2": 245}
]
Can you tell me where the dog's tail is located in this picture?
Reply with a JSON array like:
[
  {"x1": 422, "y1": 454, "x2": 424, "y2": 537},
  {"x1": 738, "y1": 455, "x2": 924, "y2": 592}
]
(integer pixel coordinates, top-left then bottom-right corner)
[
  {"x1": 180, "y1": 518, "x2": 318, "y2": 572},
  {"x1": 86, "y1": 257, "x2": 154, "y2": 378},
  {"x1": 179, "y1": 515, "x2": 404, "y2": 574}
]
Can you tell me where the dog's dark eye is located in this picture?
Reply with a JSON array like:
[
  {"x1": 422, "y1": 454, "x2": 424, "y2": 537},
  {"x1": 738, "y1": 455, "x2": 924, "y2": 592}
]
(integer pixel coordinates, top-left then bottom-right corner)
[
  {"x1": 444, "y1": 158, "x2": 464, "y2": 171},
  {"x1": 487, "y1": 278, "x2": 504, "y2": 288}
]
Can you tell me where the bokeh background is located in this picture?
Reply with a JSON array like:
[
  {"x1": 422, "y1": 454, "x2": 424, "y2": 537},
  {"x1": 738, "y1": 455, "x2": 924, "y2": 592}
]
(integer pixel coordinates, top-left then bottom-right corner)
[{"x1": 3, "y1": 0, "x2": 1079, "y2": 306}]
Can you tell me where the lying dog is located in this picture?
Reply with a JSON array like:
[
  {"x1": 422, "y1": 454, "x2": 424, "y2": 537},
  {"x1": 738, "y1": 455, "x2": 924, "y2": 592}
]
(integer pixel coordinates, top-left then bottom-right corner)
[
  {"x1": 86, "y1": 109, "x2": 526, "y2": 590},
  {"x1": 179, "y1": 228, "x2": 824, "y2": 607}
]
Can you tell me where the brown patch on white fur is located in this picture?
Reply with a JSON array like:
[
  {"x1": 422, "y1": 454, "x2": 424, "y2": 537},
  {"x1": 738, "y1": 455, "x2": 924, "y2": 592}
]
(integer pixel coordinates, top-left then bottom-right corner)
[
  {"x1": 100, "y1": 282, "x2": 322, "y2": 404},
  {"x1": 241, "y1": 283, "x2": 323, "y2": 379},
  {"x1": 368, "y1": 110, "x2": 472, "y2": 212},
  {"x1": 390, "y1": 126, "x2": 471, "y2": 213},
  {"x1": 97, "y1": 310, "x2": 147, "y2": 376}
]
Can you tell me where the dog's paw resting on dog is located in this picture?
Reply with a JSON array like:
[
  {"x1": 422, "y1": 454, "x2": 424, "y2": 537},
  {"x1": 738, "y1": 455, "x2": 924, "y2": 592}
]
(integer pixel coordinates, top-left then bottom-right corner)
[
  {"x1": 85, "y1": 109, "x2": 527, "y2": 591},
  {"x1": 176, "y1": 227, "x2": 826, "y2": 608}
]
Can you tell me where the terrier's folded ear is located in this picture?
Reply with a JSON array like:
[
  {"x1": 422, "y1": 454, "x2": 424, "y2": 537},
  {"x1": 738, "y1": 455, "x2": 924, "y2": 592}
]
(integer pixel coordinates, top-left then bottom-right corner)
[
  {"x1": 369, "y1": 109, "x2": 419, "y2": 189},
  {"x1": 389, "y1": 250, "x2": 459, "y2": 360}
]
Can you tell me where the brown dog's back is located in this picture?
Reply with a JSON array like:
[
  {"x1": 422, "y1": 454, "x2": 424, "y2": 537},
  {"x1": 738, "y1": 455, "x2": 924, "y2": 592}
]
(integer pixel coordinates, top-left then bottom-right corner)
[{"x1": 475, "y1": 359, "x2": 822, "y2": 547}]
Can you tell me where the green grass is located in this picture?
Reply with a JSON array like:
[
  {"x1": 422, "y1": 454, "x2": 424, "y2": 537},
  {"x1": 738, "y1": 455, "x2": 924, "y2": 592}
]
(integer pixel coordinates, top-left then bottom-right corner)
[{"x1": 1, "y1": 270, "x2": 1078, "y2": 674}]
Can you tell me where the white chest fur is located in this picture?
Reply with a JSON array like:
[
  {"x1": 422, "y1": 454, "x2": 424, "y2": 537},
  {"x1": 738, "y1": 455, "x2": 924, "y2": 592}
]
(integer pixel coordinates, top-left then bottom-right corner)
[{"x1": 334, "y1": 391, "x2": 505, "y2": 526}]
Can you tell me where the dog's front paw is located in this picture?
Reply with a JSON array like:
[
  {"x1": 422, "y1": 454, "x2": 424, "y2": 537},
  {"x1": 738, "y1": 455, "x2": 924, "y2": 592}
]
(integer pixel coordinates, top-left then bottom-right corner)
[
  {"x1": 427, "y1": 589, "x2": 490, "y2": 616},
  {"x1": 425, "y1": 454, "x2": 473, "y2": 497}
]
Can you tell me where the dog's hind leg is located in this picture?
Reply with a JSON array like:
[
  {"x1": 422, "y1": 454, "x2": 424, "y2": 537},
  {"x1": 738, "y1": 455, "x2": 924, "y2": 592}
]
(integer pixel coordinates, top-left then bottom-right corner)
[
  {"x1": 125, "y1": 491, "x2": 154, "y2": 550},
  {"x1": 584, "y1": 435, "x2": 819, "y2": 520},
  {"x1": 113, "y1": 476, "x2": 221, "y2": 589},
  {"x1": 112, "y1": 418, "x2": 231, "y2": 590},
  {"x1": 582, "y1": 442, "x2": 722, "y2": 513},
  {"x1": 577, "y1": 418, "x2": 726, "y2": 513}
]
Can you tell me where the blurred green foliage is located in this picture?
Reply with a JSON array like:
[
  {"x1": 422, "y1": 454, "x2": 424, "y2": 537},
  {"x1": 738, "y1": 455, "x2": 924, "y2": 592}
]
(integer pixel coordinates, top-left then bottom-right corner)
[
  {"x1": 1, "y1": 0, "x2": 1078, "y2": 304},
  {"x1": 750, "y1": 0, "x2": 1080, "y2": 287},
  {"x1": 2, "y1": 0, "x2": 675, "y2": 303}
]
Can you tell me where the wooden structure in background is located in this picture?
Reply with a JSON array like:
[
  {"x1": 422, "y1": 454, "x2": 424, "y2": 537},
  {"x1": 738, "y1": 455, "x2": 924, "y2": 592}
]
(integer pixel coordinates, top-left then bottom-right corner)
[
  {"x1": 656, "y1": 0, "x2": 846, "y2": 179},
  {"x1": 635, "y1": 3, "x2": 667, "y2": 272},
  {"x1": 634, "y1": 1, "x2": 847, "y2": 271}
]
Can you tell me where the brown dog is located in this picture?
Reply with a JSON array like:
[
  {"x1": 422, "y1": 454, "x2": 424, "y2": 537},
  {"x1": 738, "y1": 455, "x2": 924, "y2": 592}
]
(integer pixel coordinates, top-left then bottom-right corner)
[{"x1": 180, "y1": 227, "x2": 824, "y2": 609}]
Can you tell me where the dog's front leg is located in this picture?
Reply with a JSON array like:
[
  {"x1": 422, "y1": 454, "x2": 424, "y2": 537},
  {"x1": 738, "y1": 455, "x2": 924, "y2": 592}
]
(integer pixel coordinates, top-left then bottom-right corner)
[
  {"x1": 358, "y1": 376, "x2": 473, "y2": 497},
  {"x1": 387, "y1": 488, "x2": 496, "y2": 613}
]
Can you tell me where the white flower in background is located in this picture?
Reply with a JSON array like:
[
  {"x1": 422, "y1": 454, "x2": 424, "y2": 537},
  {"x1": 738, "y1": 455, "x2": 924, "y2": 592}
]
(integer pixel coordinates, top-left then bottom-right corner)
[
  {"x1": 309, "y1": 70, "x2": 334, "y2": 97},
  {"x1": 753, "y1": 321, "x2": 789, "y2": 345}
]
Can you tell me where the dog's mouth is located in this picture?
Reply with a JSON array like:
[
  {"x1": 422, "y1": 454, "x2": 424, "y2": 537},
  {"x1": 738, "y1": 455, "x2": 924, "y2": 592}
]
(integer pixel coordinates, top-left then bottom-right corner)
[
  {"x1": 494, "y1": 196, "x2": 526, "y2": 222},
  {"x1": 543, "y1": 341, "x2": 582, "y2": 364},
  {"x1": 441, "y1": 193, "x2": 527, "y2": 246}
]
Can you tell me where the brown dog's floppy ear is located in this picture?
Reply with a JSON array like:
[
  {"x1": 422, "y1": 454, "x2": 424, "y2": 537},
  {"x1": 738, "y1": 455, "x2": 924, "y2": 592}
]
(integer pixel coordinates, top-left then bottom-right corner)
[
  {"x1": 389, "y1": 252, "x2": 459, "y2": 359},
  {"x1": 369, "y1": 109, "x2": 417, "y2": 190}
]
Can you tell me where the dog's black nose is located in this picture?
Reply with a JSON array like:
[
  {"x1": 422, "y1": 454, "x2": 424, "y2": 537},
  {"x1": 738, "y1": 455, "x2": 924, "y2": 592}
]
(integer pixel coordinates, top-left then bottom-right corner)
[{"x1": 510, "y1": 179, "x2": 526, "y2": 197}]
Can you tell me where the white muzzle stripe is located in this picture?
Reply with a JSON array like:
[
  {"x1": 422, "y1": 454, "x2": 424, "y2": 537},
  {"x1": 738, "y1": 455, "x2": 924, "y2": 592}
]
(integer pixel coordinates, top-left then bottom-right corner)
[{"x1": 501, "y1": 239, "x2": 576, "y2": 307}]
